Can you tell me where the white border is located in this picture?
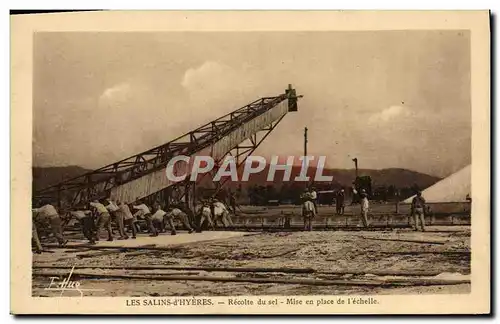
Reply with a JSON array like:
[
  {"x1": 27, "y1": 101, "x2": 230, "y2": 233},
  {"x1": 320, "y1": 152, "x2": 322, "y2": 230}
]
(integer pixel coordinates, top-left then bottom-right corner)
[{"x1": 3, "y1": 1, "x2": 497, "y2": 323}]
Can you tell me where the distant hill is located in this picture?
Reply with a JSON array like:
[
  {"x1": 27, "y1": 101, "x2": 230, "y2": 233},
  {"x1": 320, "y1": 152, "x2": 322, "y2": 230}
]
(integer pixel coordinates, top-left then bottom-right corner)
[
  {"x1": 318, "y1": 167, "x2": 441, "y2": 189},
  {"x1": 198, "y1": 165, "x2": 441, "y2": 190},
  {"x1": 32, "y1": 165, "x2": 440, "y2": 193}
]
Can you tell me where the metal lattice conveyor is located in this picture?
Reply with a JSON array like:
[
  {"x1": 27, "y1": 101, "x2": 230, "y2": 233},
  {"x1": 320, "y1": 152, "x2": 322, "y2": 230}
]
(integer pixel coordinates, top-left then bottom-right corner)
[{"x1": 34, "y1": 85, "x2": 301, "y2": 208}]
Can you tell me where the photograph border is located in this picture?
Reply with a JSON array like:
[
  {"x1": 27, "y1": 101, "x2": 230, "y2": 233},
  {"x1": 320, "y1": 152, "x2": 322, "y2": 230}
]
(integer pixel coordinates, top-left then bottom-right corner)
[{"x1": 10, "y1": 10, "x2": 491, "y2": 315}]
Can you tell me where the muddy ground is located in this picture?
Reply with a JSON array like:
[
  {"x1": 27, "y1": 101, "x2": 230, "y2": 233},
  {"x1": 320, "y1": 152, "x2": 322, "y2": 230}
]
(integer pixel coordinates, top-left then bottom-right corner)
[{"x1": 32, "y1": 226, "x2": 470, "y2": 297}]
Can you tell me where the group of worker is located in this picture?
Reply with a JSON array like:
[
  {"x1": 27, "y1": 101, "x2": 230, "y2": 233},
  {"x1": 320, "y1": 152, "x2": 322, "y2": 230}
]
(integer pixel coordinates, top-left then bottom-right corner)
[
  {"x1": 354, "y1": 188, "x2": 427, "y2": 231},
  {"x1": 301, "y1": 187, "x2": 318, "y2": 213},
  {"x1": 31, "y1": 198, "x2": 199, "y2": 253},
  {"x1": 301, "y1": 186, "x2": 427, "y2": 231},
  {"x1": 300, "y1": 186, "x2": 347, "y2": 216},
  {"x1": 32, "y1": 188, "x2": 429, "y2": 252}
]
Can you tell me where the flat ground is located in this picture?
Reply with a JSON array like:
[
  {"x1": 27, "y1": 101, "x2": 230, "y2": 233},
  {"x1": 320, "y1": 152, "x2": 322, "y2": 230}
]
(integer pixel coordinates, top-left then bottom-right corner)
[
  {"x1": 236, "y1": 203, "x2": 470, "y2": 219},
  {"x1": 32, "y1": 226, "x2": 470, "y2": 297},
  {"x1": 231, "y1": 203, "x2": 470, "y2": 229}
]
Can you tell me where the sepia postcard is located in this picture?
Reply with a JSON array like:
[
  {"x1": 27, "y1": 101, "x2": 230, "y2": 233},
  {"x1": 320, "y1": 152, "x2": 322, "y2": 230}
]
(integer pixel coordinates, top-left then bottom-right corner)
[{"x1": 10, "y1": 10, "x2": 490, "y2": 315}]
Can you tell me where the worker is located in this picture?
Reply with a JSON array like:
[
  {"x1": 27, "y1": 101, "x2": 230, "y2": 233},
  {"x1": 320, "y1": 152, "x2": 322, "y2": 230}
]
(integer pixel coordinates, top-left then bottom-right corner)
[
  {"x1": 67, "y1": 207, "x2": 92, "y2": 240},
  {"x1": 32, "y1": 215, "x2": 43, "y2": 253},
  {"x1": 213, "y1": 199, "x2": 234, "y2": 227},
  {"x1": 150, "y1": 203, "x2": 167, "y2": 233},
  {"x1": 350, "y1": 181, "x2": 359, "y2": 205},
  {"x1": 300, "y1": 188, "x2": 315, "y2": 231},
  {"x1": 164, "y1": 207, "x2": 195, "y2": 235},
  {"x1": 108, "y1": 199, "x2": 128, "y2": 240},
  {"x1": 104, "y1": 199, "x2": 121, "y2": 236},
  {"x1": 32, "y1": 201, "x2": 68, "y2": 247},
  {"x1": 302, "y1": 187, "x2": 310, "y2": 197},
  {"x1": 209, "y1": 197, "x2": 216, "y2": 221},
  {"x1": 411, "y1": 191, "x2": 426, "y2": 231},
  {"x1": 133, "y1": 201, "x2": 157, "y2": 237},
  {"x1": 300, "y1": 188, "x2": 312, "y2": 215},
  {"x1": 118, "y1": 201, "x2": 136, "y2": 239},
  {"x1": 197, "y1": 199, "x2": 215, "y2": 232},
  {"x1": 175, "y1": 199, "x2": 196, "y2": 229},
  {"x1": 90, "y1": 199, "x2": 113, "y2": 241},
  {"x1": 310, "y1": 187, "x2": 318, "y2": 214},
  {"x1": 228, "y1": 190, "x2": 237, "y2": 214},
  {"x1": 336, "y1": 188, "x2": 346, "y2": 215},
  {"x1": 360, "y1": 189, "x2": 370, "y2": 228},
  {"x1": 69, "y1": 207, "x2": 95, "y2": 244}
]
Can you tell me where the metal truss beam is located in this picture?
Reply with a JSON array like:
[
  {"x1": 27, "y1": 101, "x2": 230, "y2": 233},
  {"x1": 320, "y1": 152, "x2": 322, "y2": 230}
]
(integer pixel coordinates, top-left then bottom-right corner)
[
  {"x1": 34, "y1": 86, "x2": 301, "y2": 209},
  {"x1": 159, "y1": 113, "x2": 287, "y2": 205}
]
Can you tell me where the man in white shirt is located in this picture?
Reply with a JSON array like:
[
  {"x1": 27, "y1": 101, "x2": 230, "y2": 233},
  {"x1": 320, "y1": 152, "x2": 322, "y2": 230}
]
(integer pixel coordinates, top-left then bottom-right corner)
[
  {"x1": 119, "y1": 201, "x2": 136, "y2": 239},
  {"x1": 32, "y1": 202, "x2": 68, "y2": 247},
  {"x1": 107, "y1": 199, "x2": 128, "y2": 240},
  {"x1": 133, "y1": 201, "x2": 157, "y2": 237},
  {"x1": 197, "y1": 199, "x2": 215, "y2": 233},
  {"x1": 164, "y1": 207, "x2": 194, "y2": 235},
  {"x1": 90, "y1": 199, "x2": 113, "y2": 241},
  {"x1": 105, "y1": 199, "x2": 120, "y2": 236},
  {"x1": 310, "y1": 187, "x2": 318, "y2": 214},
  {"x1": 132, "y1": 202, "x2": 151, "y2": 216},
  {"x1": 105, "y1": 199, "x2": 120, "y2": 212},
  {"x1": 150, "y1": 202, "x2": 167, "y2": 233},
  {"x1": 360, "y1": 190, "x2": 370, "y2": 228}
]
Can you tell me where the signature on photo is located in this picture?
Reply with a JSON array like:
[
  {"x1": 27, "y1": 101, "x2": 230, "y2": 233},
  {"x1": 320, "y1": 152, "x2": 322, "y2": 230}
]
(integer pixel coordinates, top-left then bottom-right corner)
[{"x1": 44, "y1": 266, "x2": 105, "y2": 297}]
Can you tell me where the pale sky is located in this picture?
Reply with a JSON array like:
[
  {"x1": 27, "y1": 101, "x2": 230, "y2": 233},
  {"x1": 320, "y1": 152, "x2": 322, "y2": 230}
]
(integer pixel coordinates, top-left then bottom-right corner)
[{"x1": 33, "y1": 31, "x2": 471, "y2": 178}]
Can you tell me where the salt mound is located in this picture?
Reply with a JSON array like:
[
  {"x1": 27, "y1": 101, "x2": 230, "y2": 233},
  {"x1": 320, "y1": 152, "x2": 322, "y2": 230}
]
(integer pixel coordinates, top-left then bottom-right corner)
[
  {"x1": 404, "y1": 165, "x2": 471, "y2": 203},
  {"x1": 430, "y1": 272, "x2": 470, "y2": 281},
  {"x1": 376, "y1": 272, "x2": 470, "y2": 281}
]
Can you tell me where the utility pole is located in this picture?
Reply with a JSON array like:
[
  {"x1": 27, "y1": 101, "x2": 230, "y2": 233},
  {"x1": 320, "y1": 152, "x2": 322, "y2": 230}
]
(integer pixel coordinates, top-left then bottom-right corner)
[
  {"x1": 351, "y1": 157, "x2": 359, "y2": 205},
  {"x1": 352, "y1": 157, "x2": 358, "y2": 178},
  {"x1": 304, "y1": 127, "x2": 308, "y2": 189},
  {"x1": 304, "y1": 127, "x2": 308, "y2": 157}
]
